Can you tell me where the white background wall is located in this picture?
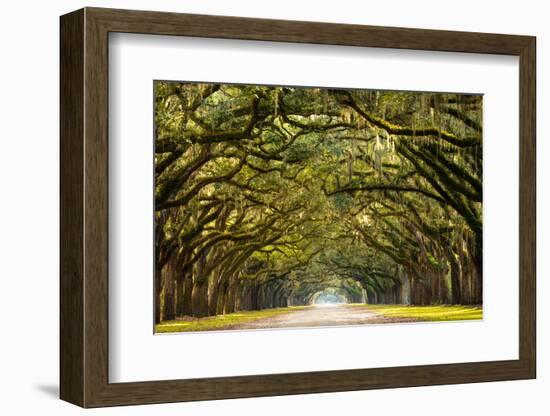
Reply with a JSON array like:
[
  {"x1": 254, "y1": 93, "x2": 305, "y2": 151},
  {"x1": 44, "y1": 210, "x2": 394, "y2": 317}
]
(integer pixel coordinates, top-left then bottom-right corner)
[{"x1": 0, "y1": 0, "x2": 546, "y2": 414}]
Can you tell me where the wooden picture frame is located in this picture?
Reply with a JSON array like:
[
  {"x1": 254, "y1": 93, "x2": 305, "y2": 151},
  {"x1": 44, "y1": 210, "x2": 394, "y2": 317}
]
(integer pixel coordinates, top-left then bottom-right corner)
[{"x1": 60, "y1": 7, "x2": 536, "y2": 408}]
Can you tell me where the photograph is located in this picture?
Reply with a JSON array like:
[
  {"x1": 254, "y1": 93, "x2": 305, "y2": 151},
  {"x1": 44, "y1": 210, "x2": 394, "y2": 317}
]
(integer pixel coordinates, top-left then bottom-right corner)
[{"x1": 153, "y1": 81, "x2": 483, "y2": 333}]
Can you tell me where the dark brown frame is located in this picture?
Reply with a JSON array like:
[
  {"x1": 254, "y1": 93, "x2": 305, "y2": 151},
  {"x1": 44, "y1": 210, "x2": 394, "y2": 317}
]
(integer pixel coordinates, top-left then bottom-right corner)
[{"x1": 60, "y1": 7, "x2": 536, "y2": 408}]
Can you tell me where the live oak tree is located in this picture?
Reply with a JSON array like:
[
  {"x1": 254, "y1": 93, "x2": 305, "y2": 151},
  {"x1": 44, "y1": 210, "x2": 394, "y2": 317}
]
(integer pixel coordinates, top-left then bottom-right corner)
[{"x1": 153, "y1": 81, "x2": 482, "y2": 323}]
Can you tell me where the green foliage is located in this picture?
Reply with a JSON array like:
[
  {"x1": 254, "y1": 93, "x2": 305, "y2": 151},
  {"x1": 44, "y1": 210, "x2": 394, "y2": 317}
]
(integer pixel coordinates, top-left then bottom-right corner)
[{"x1": 154, "y1": 81, "x2": 483, "y2": 317}]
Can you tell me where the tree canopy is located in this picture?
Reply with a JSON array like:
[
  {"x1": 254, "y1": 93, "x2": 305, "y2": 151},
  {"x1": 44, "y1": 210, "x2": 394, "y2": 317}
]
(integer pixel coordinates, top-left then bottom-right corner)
[{"x1": 154, "y1": 81, "x2": 483, "y2": 322}]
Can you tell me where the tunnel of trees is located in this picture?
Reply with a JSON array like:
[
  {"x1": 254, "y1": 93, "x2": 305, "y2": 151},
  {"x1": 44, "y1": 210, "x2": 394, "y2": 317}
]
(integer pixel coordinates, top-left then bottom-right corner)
[{"x1": 154, "y1": 81, "x2": 482, "y2": 324}]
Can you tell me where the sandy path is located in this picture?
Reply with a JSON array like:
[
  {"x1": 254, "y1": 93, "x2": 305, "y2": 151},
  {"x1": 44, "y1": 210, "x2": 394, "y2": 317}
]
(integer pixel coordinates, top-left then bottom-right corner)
[{"x1": 232, "y1": 304, "x2": 418, "y2": 330}]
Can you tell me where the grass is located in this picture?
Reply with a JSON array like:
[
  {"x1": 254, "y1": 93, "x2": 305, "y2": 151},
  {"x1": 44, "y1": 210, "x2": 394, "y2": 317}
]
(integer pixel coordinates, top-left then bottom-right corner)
[
  {"x1": 350, "y1": 304, "x2": 483, "y2": 321},
  {"x1": 155, "y1": 306, "x2": 309, "y2": 333}
]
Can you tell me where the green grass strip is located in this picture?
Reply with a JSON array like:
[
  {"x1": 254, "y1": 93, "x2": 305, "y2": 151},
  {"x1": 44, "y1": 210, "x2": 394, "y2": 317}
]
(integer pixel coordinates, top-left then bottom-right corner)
[{"x1": 351, "y1": 304, "x2": 483, "y2": 321}]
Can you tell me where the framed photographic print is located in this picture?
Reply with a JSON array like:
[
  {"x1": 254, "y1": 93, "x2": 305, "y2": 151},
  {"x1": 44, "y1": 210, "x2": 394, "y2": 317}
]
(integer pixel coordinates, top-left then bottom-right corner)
[{"x1": 60, "y1": 7, "x2": 536, "y2": 408}]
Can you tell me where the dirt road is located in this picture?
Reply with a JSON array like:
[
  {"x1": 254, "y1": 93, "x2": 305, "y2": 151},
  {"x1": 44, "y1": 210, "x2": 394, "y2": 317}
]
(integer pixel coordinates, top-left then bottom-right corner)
[{"x1": 232, "y1": 304, "x2": 418, "y2": 330}]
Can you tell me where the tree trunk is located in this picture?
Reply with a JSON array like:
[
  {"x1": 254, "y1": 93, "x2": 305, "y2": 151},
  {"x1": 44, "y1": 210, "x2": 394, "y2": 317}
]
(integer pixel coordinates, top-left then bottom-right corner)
[
  {"x1": 192, "y1": 251, "x2": 210, "y2": 317},
  {"x1": 472, "y1": 232, "x2": 483, "y2": 304},
  {"x1": 192, "y1": 282, "x2": 209, "y2": 317},
  {"x1": 250, "y1": 282, "x2": 258, "y2": 310},
  {"x1": 175, "y1": 274, "x2": 185, "y2": 317},
  {"x1": 233, "y1": 282, "x2": 243, "y2": 311},
  {"x1": 154, "y1": 262, "x2": 163, "y2": 324},
  {"x1": 216, "y1": 282, "x2": 228, "y2": 315},
  {"x1": 400, "y1": 273, "x2": 411, "y2": 305},
  {"x1": 447, "y1": 250, "x2": 462, "y2": 304},
  {"x1": 224, "y1": 282, "x2": 236, "y2": 314},
  {"x1": 162, "y1": 258, "x2": 176, "y2": 321},
  {"x1": 182, "y1": 274, "x2": 193, "y2": 316},
  {"x1": 208, "y1": 278, "x2": 219, "y2": 316}
]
